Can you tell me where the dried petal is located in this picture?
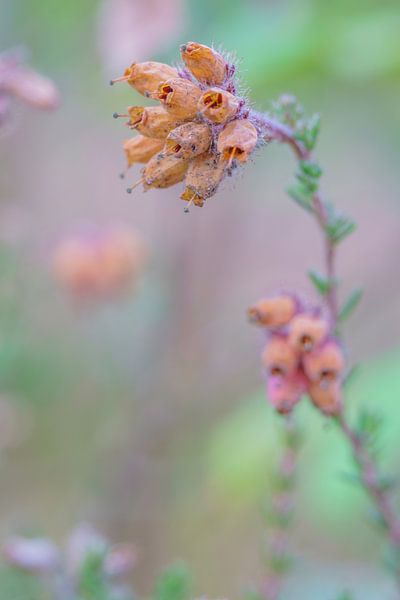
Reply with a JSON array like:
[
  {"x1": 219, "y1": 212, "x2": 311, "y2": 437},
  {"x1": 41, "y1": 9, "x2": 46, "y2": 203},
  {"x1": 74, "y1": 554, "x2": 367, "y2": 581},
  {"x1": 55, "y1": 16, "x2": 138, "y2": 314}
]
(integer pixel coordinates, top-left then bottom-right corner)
[
  {"x1": 164, "y1": 122, "x2": 211, "y2": 159},
  {"x1": 308, "y1": 380, "x2": 342, "y2": 415},
  {"x1": 127, "y1": 105, "x2": 182, "y2": 139},
  {"x1": 156, "y1": 77, "x2": 202, "y2": 119},
  {"x1": 112, "y1": 61, "x2": 178, "y2": 96},
  {"x1": 198, "y1": 88, "x2": 240, "y2": 124},
  {"x1": 180, "y1": 151, "x2": 227, "y2": 207},
  {"x1": 247, "y1": 295, "x2": 298, "y2": 328},
  {"x1": 180, "y1": 42, "x2": 227, "y2": 85},
  {"x1": 123, "y1": 135, "x2": 164, "y2": 167},
  {"x1": 143, "y1": 152, "x2": 188, "y2": 189},
  {"x1": 303, "y1": 340, "x2": 345, "y2": 384},
  {"x1": 262, "y1": 334, "x2": 299, "y2": 376},
  {"x1": 288, "y1": 314, "x2": 329, "y2": 352},
  {"x1": 217, "y1": 119, "x2": 258, "y2": 163}
]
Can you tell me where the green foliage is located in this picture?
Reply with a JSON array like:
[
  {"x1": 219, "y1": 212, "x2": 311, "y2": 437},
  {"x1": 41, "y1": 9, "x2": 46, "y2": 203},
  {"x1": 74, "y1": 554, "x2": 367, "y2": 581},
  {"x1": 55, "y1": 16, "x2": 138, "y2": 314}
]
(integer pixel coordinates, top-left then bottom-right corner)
[
  {"x1": 0, "y1": 566, "x2": 45, "y2": 600},
  {"x1": 354, "y1": 409, "x2": 383, "y2": 458},
  {"x1": 338, "y1": 289, "x2": 363, "y2": 322},
  {"x1": 77, "y1": 550, "x2": 109, "y2": 600},
  {"x1": 308, "y1": 269, "x2": 334, "y2": 295},
  {"x1": 152, "y1": 562, "x2": 191, "y2": 600},
  {"x1": 287, "y1": 183, "x2": 314, "y2": 212},
  {"x1": 324, "y1": 205, "x2": 357, "y2": 245},
  {"x1": 294, "y1": 113, "x2": 321, "y2": 151},
  {"x1": 299, "y1": 159, "x2": 323, "y2": 179}
]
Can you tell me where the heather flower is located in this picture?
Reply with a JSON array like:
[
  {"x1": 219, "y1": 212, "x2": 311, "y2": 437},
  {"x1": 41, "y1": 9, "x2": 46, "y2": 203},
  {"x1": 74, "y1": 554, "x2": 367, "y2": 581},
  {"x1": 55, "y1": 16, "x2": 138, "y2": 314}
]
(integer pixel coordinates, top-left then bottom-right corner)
[
  {"x1": 180, "y1": 152, "x2": 227, "y2": 209},
  {"x1": 111, "y1": 41, "x2": 262, "y2": 210},
  {"x1": 267, "y1": 371, "x2": 306, "y2": 415},
  {"x1": 110, "y1": 61, "x2": 178, "y2": 96},
  {"x1": 247, "y1": 295, "x2": 298, "y2": 328},
  {"x1": 123, "y1": 135, "x2": 164, "y2": 168},
  {"x1": 261, "y1": 334, "x2": 299, "y2": 377},
  {"x1": 0, "y1": 49, "x2": 59, "y2": 130},
  {"x1": 125, "y1": 105, "x2": 183, "y2": 139},
  {"x1": 287, "y1": 313, "x2": 329, "y2": 352},
  {"x1": 52, "y1": 225, "x2": 145, "y2": 300},
  {"x1": 156, "y1": 77, "x2": 202, "y2": 120},
  {"x1": 180, "y1": 42, "x2": 227, "y2": 85},
  {"x1": 303, "y1": 339, "x2": 345, "y2": 384},
  {"x1": 307, "y1": 380, "x2": 342, "y2": 415},
  {"x1": 198, "y1": 88, "x2": 240, "y2": 124},
  {"x1": 164, "y1": 122, "x2": 211, "y2": 159},
  {"x1": 2, "y1": 537, "x2": 60, "y2": 573},
  {"x1": 217, "y1": 119, "x2": 258, "y2": 164},
  {"x1": 138, "y1": 151, "x2": 188, "y2": 191}
]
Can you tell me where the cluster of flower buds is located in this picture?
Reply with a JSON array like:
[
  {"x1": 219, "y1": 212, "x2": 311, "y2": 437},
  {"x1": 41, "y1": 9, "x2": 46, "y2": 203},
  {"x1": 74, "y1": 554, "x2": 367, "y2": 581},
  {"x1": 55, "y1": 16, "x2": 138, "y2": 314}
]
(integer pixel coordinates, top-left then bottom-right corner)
[
  {"x1": 52, "y1": 225, "x2": 146, "y2": 301},
  {"x1": 0, "y1": 49, "x2": 59, "y2": 129},
  {"x1": 111, "y1": 42, "x2": 261, "y2": 211},
  {"x1": 248, "y1": 294, "x2": 345, "y2": 415}
]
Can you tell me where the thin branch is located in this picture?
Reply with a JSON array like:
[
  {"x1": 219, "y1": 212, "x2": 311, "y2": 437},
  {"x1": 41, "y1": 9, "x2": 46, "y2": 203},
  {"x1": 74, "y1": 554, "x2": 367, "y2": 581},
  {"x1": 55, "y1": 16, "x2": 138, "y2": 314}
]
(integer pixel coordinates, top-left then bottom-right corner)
[
  {"x1": 260, "y1": 416, "x2": 300, "y2": 600},
  {"x1": 259, "y1": 107, "x2": 400, "y2": 588}
]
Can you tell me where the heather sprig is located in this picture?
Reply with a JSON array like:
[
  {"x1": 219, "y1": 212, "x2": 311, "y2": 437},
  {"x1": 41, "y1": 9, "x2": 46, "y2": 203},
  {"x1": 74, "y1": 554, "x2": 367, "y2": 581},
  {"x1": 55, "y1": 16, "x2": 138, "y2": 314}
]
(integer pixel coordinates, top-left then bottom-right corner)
[{"x1": 248, "y1": 92, "x2": 400, "y2": 589}]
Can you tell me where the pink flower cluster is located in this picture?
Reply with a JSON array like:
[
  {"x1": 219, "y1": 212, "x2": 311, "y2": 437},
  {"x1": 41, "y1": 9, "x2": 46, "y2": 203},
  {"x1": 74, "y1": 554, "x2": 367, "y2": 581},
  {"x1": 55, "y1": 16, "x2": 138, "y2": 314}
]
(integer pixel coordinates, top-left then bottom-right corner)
[{"x1": 248, "y1": 295, "x2": 345, "y2": 415}]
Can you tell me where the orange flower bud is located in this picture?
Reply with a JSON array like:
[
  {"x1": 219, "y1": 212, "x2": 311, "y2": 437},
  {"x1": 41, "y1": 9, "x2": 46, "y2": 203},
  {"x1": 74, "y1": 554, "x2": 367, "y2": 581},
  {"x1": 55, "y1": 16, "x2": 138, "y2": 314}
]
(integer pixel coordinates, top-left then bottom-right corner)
[
  {"x1": 247, "y1": 295, "x2": 297, "y2": 328},
  {"x1": 111, "y1": 62, "x2": 178, "y2": 97},
  {"x1": 142, "y1": 152, "x2": 188, "y2": 189},
  {"x1": 303, "y1": 340, "x2": 345, "y2": 384},
  {"x1": 308, "y1": 381, "x2": 342, "y2": 416},
  {"x1": 267, "y1": 371, "x2": 306, "y2": 414},
  {"x1": 217, "y1": 119, "x2": 258, "y2": 164},
  {"x1": 164, "y1": 122, "x2": 212, "y2": 159},
  {"x1": 198, "y1": 88, "x2": 240, "y2": 124},
  {"x1": 262, "y1": 335, "x2": 299, "y2": 377},
  {"x1": 288, "y1": 314, "x2": 329, "y2": 352},
  {"x1": 180, "y1": 42, "x2": 227, "y2": 85},
  {"x1": 127, "y1": 106, "x2": 182, "y2": 139},
  {"x1": 156, "y1": 78, "x2": 202, "y2": 120},
  {"x1": 123, "y1": 136, "x2": 164, "y2": 167},
  {"x1": 180, "y1": 152, "x2": 227, "y2": 208}
]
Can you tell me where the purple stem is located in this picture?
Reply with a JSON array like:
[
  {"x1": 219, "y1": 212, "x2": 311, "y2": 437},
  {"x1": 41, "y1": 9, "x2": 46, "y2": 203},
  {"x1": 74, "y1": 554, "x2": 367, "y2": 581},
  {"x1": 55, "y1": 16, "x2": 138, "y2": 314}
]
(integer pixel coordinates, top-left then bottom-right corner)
[{"x1": 258, "y1": 108, "x2": 400, "y2": 584}]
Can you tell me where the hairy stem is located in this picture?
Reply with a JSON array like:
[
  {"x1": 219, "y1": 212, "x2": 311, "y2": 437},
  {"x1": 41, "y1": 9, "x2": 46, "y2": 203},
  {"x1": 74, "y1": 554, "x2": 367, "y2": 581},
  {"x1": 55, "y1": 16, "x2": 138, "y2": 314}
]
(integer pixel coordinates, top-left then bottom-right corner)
[
  {"x1": 337, "y1": 413, "x2": 400, "y2": 545},
  {"x1": 260, "y1": 416, "x2": 300, "y2": 600},
  {"x1": 260, "y1": 107, "x2": 400, "y2": 587}
]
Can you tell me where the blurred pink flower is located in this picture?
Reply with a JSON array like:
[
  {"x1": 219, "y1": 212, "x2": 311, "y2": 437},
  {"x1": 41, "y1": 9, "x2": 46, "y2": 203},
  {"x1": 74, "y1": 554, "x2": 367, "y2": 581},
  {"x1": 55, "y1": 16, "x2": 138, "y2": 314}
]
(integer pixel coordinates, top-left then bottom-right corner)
[
  {"x1": 97, "y1": 0, "x2": 185, "y2": 73},
  {"x1": 2, "y1": 536, "x2": 60, "y2": 573},
  {"x1": 52, "y1": 224, "x2": 147, "y2": 301},
  {"x1": 104, "y1": 543, "x2": 137, "y2": 578},
  {"x1": 0, "y1": 49, "x2": 59, "y2": 113}
]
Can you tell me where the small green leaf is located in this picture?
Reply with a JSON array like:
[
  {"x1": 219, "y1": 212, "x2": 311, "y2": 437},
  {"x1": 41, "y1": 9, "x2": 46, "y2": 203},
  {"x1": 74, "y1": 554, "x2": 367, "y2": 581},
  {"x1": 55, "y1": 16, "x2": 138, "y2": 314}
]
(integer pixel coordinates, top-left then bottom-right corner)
[
  {"x1": 299, "y1": 160, "x2": 322, "y2": 179},
  {"x1": 308, "y1": 270, "x2": 333, "y2": 295},
  {"x1": 287, "y1": 184, "x2": 313, "y2": 212},
  {"x1": 295, "y1": 172, "x2": 318, "y2": 193},
  {"x1": 338, "y1": 288, "x2": 363, "y2": 321},
  {"x1": 325, "y1": 214, "x2": 356, "y2": 244}
]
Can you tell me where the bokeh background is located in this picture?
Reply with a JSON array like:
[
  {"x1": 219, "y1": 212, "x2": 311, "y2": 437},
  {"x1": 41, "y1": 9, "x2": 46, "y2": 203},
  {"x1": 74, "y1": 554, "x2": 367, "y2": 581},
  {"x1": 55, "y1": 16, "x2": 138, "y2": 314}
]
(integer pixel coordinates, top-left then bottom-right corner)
[{"x1": 1, "y1": 0, "x2": 400, "y2": 598}]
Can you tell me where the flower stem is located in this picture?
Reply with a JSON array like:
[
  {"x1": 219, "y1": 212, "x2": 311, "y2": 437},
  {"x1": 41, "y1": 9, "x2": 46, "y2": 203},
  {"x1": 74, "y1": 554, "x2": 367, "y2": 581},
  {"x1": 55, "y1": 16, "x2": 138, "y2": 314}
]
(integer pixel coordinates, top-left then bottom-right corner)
[
  {"x1": 260, "y1": 416, "x2": 300, "y2": 600},
  {"x1": 260, "y1": 107, "x2": 400, "y2": 588}
]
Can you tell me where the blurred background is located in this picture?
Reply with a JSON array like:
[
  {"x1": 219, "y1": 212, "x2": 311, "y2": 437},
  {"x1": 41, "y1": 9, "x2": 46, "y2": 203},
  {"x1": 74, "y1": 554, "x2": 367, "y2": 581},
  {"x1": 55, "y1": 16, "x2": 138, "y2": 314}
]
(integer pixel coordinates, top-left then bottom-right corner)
[{"x1": 0, "y1": 0, "x2": 400, "y2": 598}]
